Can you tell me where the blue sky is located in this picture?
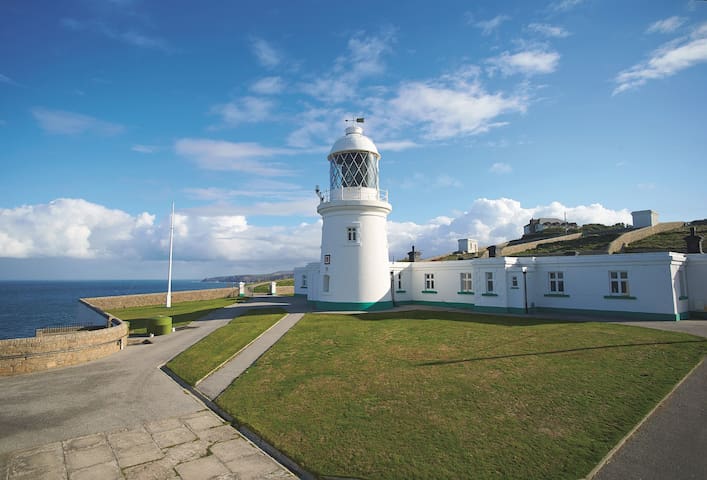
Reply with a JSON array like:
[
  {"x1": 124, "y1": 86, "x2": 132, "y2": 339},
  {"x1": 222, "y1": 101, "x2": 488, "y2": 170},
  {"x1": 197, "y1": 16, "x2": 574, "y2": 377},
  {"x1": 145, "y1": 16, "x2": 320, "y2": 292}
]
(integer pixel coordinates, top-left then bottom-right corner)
[{"x1": 1, "y1": 0, "x2": 706, "y2": 279}]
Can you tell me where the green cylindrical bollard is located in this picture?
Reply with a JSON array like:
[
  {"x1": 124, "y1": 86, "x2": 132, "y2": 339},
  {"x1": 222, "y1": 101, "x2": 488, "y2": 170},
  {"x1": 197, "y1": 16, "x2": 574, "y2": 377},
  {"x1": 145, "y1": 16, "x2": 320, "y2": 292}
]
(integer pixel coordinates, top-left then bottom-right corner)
[{"x1": 146, "y1": 316, "x2": 172, "y2": 336}]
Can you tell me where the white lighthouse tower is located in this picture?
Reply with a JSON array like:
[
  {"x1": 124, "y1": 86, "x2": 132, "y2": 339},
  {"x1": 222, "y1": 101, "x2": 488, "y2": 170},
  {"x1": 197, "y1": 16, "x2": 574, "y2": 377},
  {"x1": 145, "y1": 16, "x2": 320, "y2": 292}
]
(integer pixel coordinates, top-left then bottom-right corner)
[{"x1": 315, "y1": 123, "x2": 393, "y2": 310}]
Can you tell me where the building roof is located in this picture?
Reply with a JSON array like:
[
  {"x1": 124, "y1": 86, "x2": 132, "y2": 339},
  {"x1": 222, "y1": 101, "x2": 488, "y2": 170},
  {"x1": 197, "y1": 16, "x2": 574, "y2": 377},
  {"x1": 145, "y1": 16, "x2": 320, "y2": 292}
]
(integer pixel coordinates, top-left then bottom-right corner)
[{"x1": 328, "y1": 125, "x2": 380, "y2": 159}]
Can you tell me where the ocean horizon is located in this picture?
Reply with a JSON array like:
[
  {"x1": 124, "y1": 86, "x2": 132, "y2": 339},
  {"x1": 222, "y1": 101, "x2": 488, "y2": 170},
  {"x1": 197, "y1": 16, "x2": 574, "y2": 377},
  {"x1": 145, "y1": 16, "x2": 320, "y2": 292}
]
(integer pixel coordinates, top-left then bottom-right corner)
[{"x1": 0, "y1": 279, "x2": 231, "y2": 340}]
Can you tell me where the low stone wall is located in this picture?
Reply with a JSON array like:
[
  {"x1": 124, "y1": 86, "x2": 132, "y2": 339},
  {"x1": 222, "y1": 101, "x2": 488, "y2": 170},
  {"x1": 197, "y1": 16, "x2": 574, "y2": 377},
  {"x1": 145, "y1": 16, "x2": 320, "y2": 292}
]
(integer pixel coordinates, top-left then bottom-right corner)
[
  {"x1": 85, "y1": 287, "x2": 238, "y2": 310},
  {"x1": 0, "y1": 303, "x2": 128, "y2": 376},
  {"x1": 501, "y1": 232, "x2": 583, "y2": 256}
]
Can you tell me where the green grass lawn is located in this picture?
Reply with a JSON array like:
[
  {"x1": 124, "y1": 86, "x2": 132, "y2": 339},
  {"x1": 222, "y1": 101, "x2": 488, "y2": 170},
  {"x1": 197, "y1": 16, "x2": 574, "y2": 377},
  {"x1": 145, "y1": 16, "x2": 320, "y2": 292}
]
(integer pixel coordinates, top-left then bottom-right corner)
[
  {"x1": 166, "y1": 308, "x2": 286, "y2": 386},
  {"x1": 107, "y1": 298, "x2": 238, "y2": 334},
  {"x1": 216, "y1": 310, "x2": 706, "y2": 480}
]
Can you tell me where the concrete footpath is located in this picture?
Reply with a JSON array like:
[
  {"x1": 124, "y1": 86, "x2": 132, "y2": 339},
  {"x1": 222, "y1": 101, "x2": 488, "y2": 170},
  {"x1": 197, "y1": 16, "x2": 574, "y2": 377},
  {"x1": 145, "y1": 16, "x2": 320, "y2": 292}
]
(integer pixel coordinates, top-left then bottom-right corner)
[
  {"x1": 0, "y1": 297, "x2": 302, "y2": 479},
  {"x1": 197, "y1": 313, "x2": 304, "y2": 400}
]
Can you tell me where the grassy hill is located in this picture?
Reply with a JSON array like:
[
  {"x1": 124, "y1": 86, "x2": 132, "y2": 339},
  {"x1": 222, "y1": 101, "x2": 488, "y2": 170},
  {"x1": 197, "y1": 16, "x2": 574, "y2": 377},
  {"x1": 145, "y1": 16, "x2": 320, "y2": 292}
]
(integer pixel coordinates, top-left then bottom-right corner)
[{"x1": 429, "y1": 221, "x2": 703, "y2": 259}]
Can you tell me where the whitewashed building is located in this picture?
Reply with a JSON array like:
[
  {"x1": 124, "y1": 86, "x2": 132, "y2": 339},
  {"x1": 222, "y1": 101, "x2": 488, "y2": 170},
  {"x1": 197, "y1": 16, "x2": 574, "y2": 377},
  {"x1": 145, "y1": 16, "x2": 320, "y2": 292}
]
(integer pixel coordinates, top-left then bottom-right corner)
[{"x1": 294, "y1": 126, "x2": 707, "y2": 321}]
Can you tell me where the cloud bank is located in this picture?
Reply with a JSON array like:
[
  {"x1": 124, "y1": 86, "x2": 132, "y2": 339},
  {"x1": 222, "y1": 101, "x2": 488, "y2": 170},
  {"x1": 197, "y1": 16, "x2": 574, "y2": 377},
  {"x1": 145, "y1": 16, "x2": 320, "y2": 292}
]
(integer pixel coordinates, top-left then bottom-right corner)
[{"x1": 0, "y1": 198, "x2": 632, "y2": 277}]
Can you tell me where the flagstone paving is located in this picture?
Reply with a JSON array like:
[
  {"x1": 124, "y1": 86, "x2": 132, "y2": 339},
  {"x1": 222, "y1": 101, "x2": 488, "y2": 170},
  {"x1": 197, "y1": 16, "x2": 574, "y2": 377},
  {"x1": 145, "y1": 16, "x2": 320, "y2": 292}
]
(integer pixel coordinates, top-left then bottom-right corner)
[{"x1": 2, "y1": 409, "x2": 295, "y2": 480}]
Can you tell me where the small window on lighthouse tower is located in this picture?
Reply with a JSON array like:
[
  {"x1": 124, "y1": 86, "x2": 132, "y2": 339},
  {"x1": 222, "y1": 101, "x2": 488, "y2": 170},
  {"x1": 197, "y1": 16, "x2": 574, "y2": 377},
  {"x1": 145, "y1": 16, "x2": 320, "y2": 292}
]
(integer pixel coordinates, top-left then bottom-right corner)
[{"x1": 347, "y1": 226, "x2": 359, "y2": 243}]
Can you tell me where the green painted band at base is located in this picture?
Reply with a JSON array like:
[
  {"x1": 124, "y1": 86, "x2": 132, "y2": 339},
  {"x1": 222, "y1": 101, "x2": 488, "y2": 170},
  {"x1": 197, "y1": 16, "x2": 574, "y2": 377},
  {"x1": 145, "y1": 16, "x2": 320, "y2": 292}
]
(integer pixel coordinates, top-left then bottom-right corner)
[
  {"x1": 312, "y1": 299, "x2": 692, "y2": 321},
  {"x1": 535, "y1": 306, "x2": 687, "y2": 321},
  {"x1": 315, "y1": 300, "x2": 394, "y2": 311}
]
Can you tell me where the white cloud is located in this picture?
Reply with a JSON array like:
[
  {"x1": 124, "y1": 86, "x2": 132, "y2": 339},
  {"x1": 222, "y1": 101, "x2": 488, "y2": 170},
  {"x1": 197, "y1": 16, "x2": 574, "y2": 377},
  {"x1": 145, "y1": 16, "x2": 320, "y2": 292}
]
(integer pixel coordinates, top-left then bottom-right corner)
[
  {"x1": 210, "y1": 96, "x2": 275, "y2": 126},
  {"x1": 0, "y1": 73, "x2": 19, "y2": 86},
  {"x1": 300, "y1": 29, "x2": 395, "y2": 103},
  {"x1": 0, "y1": 198, "x2": 323, "y2": 274},
  {"x1": 250, "y1": 76, "x2": 285, "y2": 95},
  {"x1": 185, "y1": 179, "x2": 304, "y2": 201},
  {"x1": 489, "y1": 162, "x2": 513, "y2": 174},
  {"x1": 433, "y1": 175, "x2": 463, "y2": 188},
  {"x1": 132, "y1": 144, "x2": 159, "y2": 153},
  {"x1": 376, "y1": 140, "x2": 419, "y2": 151},
  {"x1": 387, "y1": 77, "x2": 527, "y2": 140},
  {"x1": 175, "y1": 138, "x2": 294, "y2": 176},
  {"x1": 487, "y1": 50, "x2": 560, "y2": 76},
  {"x1": 0, "y1": 199, "x2": 155, "y2": 259},
  {"x1": 61, "y1": 18, "x2": 171, "y2": 52},
  {"x1": 387, "y1": 198, "x2": 631, "y2": 258},
  {"x1": 527, "y1": 23, "x2": 570, "y2": 38},
  {"x1": 551, "y1": 0, "x2": 584, "y2": 12},
  {"x1": 613, "y1": 22, "x2": 707, "y2": 95},
  {"x1": 473, "y1": 15, "x2": 510, "y2": 36},
  {"x1": 250, "y1": 37, "x2": 282, "y2": 68},
  {"x1": 646, "y1": 16, "x2": 686, "y2": 34},
  {"x1": 31, "y1": 107, "x2": 125, "y2": 135}
]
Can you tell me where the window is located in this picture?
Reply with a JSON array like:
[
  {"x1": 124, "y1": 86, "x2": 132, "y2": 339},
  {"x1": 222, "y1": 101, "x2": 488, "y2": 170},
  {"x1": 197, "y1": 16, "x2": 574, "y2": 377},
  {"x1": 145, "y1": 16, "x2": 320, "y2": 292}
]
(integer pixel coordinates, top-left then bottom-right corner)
[
  {"x1": 460, "y1": 272, "x2": 473, "y2": 292},
  {"x1": 609, "y1": 271, "x2": 629, "y2": 295},
  {"x1": 425, "y1": 273, "x2": 435, "y2": 290},
  {"x1": 323, "y1": 274, "x2": 330, "y2": 293},
  {"x1": 347, "y1": 226, "x2": 358, "y2": 242},
  {"x1": 485, "y1": 272, "x2": 494, "y2": 293},
  {"x1": 301, "y1": 274, "x2": 307, "y2": 288},
  {"x1": 511, "y1": 276, "x2": 519, "y2": 288},
  {"x1": 324, "y1": 254, "x2": 331, "y2": 265},
  {"x1": 397, "y1": 272, "x2": 402, "y2": 290},
  {"x1": 549, "y1": 272, "x2": 564, "y2": 293}
]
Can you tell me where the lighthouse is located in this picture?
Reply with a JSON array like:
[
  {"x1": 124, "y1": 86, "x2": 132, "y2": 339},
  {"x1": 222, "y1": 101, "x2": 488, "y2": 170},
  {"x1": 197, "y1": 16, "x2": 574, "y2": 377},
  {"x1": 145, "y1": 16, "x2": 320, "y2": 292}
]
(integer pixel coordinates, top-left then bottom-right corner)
[{"x1": 315, "y1": 123, "x2": 393, "y2": 310}]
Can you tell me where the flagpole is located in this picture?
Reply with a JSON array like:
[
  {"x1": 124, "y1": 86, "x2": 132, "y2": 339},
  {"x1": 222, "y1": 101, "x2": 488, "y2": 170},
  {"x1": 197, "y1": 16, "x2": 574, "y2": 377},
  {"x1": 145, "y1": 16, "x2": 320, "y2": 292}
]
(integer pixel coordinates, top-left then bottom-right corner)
[{"x1": 166, "y1": 202, "x2": 174, "y2": 308}]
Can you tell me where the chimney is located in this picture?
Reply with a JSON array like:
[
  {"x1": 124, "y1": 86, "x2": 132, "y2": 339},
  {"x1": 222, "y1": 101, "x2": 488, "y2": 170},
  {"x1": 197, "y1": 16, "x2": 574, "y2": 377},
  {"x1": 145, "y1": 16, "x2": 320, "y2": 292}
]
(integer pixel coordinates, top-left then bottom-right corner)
[
  {"x1": 407, "y1": 245, "x2": 422, "y2": 262},
  {"x1": 685, "y1": 227, "x2": 704, "y2": 254}
]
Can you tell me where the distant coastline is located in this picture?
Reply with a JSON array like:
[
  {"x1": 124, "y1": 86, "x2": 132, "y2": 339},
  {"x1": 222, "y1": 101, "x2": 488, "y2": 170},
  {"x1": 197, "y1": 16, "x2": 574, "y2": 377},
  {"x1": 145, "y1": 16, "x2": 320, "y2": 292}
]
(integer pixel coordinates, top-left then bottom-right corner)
[{"x1": 201, "y1": 271, "x2": 293, "y2": 284}]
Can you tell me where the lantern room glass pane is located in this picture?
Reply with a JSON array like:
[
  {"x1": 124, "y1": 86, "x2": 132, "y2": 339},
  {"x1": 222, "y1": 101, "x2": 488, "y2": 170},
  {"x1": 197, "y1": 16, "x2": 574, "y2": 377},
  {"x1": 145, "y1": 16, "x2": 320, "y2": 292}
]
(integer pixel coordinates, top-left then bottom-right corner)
[{"x1": 329, "y1": 151, "x2": 379, "y2": 189}]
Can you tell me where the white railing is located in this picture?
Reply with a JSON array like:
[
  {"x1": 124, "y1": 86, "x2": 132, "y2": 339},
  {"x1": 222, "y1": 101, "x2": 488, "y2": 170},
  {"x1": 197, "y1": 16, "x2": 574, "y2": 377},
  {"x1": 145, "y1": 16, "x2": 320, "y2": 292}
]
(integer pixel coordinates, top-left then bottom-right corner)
[{"x1": 319, "y1": 187, "x2": 388, "y2": 203}]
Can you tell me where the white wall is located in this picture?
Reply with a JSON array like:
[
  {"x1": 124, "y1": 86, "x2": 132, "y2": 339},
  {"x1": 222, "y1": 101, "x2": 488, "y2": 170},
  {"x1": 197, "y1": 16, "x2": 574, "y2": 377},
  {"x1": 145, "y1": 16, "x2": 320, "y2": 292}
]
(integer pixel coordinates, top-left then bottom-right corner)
[
  {"x1": 686, "y1": 254, "x2": 707, "y2": 313},
  {"x1": 297, "y1": 248, "x2": 704, "y2": 319},
  {"x1": 318, "y1": 200, "x2": 391, "y2": 305}
]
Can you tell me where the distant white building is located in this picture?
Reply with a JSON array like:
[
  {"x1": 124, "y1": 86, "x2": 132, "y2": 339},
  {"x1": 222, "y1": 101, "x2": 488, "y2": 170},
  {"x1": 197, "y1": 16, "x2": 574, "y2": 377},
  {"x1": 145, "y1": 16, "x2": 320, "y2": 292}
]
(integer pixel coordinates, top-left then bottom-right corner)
[
  {"x1": 294, "y1": 125, "x2": 707, "y2": 321},
  {"x1": 632, "y1": 210, "x2": 659, "y2": 228},
  {"x1": 457, "y1": 238, "x2": 478, "y2": 254},
  {"x1": 524, "y1": 218, "x2": 577, "y2": 235}
]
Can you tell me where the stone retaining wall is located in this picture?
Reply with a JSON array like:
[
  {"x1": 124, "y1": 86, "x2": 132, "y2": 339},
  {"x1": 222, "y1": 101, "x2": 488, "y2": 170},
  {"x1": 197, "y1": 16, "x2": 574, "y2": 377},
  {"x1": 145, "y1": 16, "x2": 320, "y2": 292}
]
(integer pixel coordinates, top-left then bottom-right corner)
[
  {"x1": 85, "y1": 287, "x2": 238, "y2": 310},
  {"x1": 0, "y1": 302, "x2": 128, "y2": 376},
  {"x1": 501, "y1": 232, "x2": 583, "y2": 256}
]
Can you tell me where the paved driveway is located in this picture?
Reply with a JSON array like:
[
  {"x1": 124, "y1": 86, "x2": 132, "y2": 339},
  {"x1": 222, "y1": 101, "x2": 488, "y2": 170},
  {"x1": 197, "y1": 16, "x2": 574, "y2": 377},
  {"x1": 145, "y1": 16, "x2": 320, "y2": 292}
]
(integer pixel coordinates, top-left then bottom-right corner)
[{"x1": 0, "y1": 303, "x2": 242, "y2": 455}]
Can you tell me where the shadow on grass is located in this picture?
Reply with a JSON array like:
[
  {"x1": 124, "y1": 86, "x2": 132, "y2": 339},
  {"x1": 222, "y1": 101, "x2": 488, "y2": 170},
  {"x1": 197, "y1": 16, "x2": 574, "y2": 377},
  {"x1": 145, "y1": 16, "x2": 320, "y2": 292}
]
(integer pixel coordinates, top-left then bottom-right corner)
[{"x1": 416, "y1": 339, "x2": 707, "y2": 366}]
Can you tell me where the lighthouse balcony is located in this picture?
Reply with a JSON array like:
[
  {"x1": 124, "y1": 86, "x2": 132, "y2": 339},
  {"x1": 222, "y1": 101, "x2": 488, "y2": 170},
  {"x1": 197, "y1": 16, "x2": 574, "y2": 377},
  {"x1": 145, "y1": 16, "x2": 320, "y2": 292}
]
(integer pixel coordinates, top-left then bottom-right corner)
[{"x1": 319, "y1": 187, "x2": 388, "y2": 203}]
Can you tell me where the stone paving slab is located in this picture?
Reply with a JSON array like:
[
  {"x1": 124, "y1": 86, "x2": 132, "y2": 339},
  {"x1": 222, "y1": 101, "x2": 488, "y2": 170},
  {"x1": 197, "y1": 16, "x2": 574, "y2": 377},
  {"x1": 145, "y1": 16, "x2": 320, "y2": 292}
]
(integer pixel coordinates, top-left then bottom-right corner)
[{"x1": 2, "y1": 410, "x2": 296, "y2": 480}]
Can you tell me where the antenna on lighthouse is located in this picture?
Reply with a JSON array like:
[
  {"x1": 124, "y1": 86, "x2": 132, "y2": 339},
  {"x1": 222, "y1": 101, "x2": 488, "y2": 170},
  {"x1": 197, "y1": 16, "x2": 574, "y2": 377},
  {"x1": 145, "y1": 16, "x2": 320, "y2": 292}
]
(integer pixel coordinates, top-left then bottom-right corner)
[{"x1": 166, "y1": 202, "x2": 175, "y2": 308}]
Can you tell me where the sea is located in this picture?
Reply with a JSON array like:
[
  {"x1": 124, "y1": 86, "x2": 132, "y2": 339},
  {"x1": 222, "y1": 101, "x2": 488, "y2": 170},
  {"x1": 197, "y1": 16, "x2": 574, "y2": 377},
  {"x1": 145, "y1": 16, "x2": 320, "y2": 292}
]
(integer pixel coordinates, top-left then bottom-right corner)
[{"x1": 0, "y1": 280, "x2": 231, "y2": 340}]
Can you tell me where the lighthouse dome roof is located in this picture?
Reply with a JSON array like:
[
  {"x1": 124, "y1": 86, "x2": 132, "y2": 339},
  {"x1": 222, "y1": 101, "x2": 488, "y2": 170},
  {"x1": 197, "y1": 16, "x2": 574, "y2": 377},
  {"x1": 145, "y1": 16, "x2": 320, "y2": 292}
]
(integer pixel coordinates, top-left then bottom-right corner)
[{"x1": 328, "y1": 125, "x2": 379, "y2": 158}]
